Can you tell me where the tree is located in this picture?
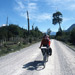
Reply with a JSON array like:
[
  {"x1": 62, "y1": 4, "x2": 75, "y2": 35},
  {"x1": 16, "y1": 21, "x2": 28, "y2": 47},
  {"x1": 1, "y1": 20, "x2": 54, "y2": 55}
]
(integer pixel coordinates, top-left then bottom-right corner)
[
  {"x1": 52, "y1": 11, "x2": 63, "y2": 32},
  {"x1": 35, "y1": 26, "x2": 39, "y2": 31},
  {"x1": 27, "y1": 11, "x2": 30, "y2": 34},
  {"x1": 70, "y1": 28, "x2": 75, "y2": 44},
  {"x1": 32, "y1": 25, "x2": 34, "y2": 30},
  {"x1": 47, "y1": 28, "x2": 51, "y2": 36}
]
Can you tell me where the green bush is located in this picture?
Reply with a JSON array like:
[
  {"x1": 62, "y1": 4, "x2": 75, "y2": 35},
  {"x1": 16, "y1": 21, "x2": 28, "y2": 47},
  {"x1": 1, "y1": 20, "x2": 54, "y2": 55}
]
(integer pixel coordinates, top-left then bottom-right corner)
[
  {"x1": 70, "y1": 28, "x2": 75, "y2": 44},
  {"x1": 29, "y1": 38, "x2": 32, "y2": 43}
]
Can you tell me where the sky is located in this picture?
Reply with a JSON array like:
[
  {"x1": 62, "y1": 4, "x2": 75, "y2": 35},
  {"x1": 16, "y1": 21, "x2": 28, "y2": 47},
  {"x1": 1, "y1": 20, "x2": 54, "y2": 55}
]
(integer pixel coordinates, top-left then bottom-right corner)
[{"x1": 0, "y1": 0, "x2": 75, "y2": 32}]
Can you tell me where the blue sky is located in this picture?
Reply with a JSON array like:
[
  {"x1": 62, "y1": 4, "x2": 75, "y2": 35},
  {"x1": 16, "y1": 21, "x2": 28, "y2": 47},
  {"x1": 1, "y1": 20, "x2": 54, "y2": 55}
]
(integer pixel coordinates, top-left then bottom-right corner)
[{"x1": 0, "y1": 0, "x2": 75, "y2": 32}]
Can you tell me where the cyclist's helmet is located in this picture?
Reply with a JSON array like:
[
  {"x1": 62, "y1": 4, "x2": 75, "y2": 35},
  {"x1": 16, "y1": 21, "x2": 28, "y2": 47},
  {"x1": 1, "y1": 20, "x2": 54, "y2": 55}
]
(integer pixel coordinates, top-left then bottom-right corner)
[{"x1": 43, "y1": 33, "x2": 47, "y2": 38}]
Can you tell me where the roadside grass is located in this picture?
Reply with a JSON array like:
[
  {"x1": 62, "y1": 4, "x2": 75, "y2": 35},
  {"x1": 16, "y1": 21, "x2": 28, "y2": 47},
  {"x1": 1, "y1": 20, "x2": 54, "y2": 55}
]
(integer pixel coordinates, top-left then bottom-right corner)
[
  {"x1": 0, "y1": 41, "x2": 38, "y2": 57},
  {"x1": 66, "y1": 42, "x2": 75, "y2": 51},
  {"x1": 56, "y1": 39, "x2": 75, "y2": 51},
  {"x1": 61, "y1": 41, "x2": 75, "y2": 51}
]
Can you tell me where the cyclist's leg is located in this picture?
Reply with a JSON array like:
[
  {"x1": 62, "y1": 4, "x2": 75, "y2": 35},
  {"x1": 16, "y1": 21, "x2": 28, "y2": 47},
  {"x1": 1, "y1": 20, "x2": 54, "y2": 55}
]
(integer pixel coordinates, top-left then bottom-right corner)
[
  {"x1": 41, "y1": 49, "x2": 46, "y2": 62},
  {"x1": 43, "y1": 49, "x2": 48, "y2": 62},
  {"x1": 43, "y1": 50, "x2": 47, "y2": 62},
  {"x1": 41, "y1": 49, "x2": 45, "y2": 56},
  {"x1": 46, "y1": 50, "x2": 49, "y2": 61}
]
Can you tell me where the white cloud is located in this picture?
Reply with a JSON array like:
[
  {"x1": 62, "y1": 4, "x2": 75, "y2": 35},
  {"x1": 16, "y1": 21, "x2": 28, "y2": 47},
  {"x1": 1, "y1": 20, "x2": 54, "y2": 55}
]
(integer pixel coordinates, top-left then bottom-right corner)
[
  {"x1": 45, "y1": 0, "x2": 75, "y2": 11},
  {"x1": 63, "y1": 18, "x2": 71, "y2": 22},
  {"x1": 67, "y1": 4, "x2": 75, "y2": 10},
  {"x1": 36, "y1": 13, "x2": 51, "y2": 22},
  {"x1": 21, "y1": 12, "x2": 51, "y2": 22},
  {"x1": 14, "y1": 0, "x2": 38, "y2": 13},
  {"x1": 17, "y1": 1, "x2": 25, "y2": 9},
  {"x1": 28, "y1": 3, "x2": 38, "y2": 13},
  {"x1": 20, "y1": 13, "x2": 26, "y2": 18},
  {"x1": 14, "y1": 0, "x2": 51, "y2": 22},
  {"x1": 46, "y1": 0, "x2": 75, "y2": 4},
  {"x1": 14, "y1": 1, "x2": 25, "y2": 11},
  {"x1": 63, "y1": 17, "x2": 75, "y2": 23},
  {"x1": 14, "y1": 0, "x2": 75, "y2": 23},
  {"x1": 2, "y1": 24, "x2": 6, "y2": 26}
]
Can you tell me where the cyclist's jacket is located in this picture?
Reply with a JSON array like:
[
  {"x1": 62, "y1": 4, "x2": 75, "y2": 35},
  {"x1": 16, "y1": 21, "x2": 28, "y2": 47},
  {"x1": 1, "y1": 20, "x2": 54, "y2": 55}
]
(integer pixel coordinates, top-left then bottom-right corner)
[{"x1": 40, "y1": 37, "x2": 50, "y2": 47}]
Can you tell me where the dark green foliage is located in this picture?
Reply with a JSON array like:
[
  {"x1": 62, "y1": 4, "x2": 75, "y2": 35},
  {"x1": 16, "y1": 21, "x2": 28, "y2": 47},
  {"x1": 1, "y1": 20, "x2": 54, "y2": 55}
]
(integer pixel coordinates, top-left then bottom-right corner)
[
  {"x1": 52, "y1": 11, "x2": 62, "y2": 25},
  {"x1": 0, "y1": 25, "x2": 42, "y2": 42},
  {"x1": 35, "y1": 26, "x2": 39, "y2": 31},
  {"x1": 0, "y1": 24, "x2": 28, "y2": 40},
  {"x1": 56, "y1": 31, "x2": 62, "y2": 37},
  {"x1": 56, "y1": 31, "x2": 70, "y2": 42},
  {"x1": 70, "y1": 28, "x2": 75, "y2": 44},
  {"x1": 55, "y1": 28, "x2": 75, "y2": 45},
  {"x1": 0, "y1": 24, "x2": 41, "y2": 39},
  {"x1": 52, "y1": 11, "x2": 63, "y2": 31},
  {"x1": 29, "y1": 38, "x2": 32, "y2": 43},
  {"x1": 8, "y1": 24, "x2": 20, "y2": 36},
  {"x1": 30, "y1": 26, "x2": 43, "y2": 38},
  {"x1": 0, "y1": 26, "x2": 8, "y2": 40},
  {"x1": 0, "y1": 24, "x2": 43, "y2": 56}
]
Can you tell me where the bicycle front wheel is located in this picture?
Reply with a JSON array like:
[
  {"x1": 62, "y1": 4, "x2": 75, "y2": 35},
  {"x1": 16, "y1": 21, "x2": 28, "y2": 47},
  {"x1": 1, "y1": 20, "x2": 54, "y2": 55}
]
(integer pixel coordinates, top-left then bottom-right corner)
[{"x1": 43, "y1": 53, "x2": 48, "y2": 62}]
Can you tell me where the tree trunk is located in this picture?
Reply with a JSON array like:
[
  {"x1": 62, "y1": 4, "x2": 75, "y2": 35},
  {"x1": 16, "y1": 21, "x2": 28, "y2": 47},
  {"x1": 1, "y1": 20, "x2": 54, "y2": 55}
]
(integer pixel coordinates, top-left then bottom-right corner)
[
  {"x1": 27, "y1": 11, "x2": 30, "y2": 35},
  {"x1": 59, "y1": 23, "x2": 62, "y2": 32}
]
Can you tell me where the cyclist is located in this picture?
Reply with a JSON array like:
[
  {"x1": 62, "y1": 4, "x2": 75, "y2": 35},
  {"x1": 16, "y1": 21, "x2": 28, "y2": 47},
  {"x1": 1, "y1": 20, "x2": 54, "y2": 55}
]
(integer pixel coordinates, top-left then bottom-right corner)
[{"x1": 39, "y1": 34, "x2": 52, "y2": 56}]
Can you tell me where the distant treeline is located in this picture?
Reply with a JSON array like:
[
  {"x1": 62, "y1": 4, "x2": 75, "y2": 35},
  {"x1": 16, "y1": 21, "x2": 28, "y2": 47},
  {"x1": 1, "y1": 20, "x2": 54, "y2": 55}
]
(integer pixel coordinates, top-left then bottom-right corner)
[
  {"x1": 0, "y1": 24, "x2": 43, "y2": 46},
  {"x1": 55, "y1": 28, "x2": 75, "y2": 45}
]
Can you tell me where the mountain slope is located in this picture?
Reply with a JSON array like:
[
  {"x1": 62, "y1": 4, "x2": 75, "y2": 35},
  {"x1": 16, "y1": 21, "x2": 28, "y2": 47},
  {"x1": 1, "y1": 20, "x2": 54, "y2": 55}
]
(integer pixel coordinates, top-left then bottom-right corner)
[
  {"x1": 50, "y1": 32, "x2": 56, "y2": 35},
  {"x1": 66, "y1": 24, "x2": 75, "y2": 31}
]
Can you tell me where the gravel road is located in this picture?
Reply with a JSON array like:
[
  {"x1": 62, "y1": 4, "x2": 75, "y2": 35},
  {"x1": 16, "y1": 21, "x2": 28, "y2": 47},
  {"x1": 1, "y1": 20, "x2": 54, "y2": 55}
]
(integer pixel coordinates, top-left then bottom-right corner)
[{"x1": 0, "y1": 39, "x2": 75, "y2": 75}]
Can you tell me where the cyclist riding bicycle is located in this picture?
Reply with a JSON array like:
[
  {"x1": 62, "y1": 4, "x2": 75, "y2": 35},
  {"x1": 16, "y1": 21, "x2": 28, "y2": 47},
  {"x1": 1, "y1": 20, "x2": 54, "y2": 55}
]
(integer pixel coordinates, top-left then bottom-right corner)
[{"x1": 39, "y1": 34, "x2": 52, "y2": 56}]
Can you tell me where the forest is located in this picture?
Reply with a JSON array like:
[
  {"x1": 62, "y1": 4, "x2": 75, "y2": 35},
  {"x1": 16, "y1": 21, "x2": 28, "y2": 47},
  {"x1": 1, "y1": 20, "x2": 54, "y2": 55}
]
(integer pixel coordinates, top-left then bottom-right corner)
[{"x1": 0, "y1": 24, "x2": 43, "y2": 56}]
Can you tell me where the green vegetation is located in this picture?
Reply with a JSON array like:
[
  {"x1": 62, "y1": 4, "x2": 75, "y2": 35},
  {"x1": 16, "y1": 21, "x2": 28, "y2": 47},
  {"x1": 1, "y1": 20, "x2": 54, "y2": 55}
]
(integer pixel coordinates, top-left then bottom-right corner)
[
  {"x1": 52, "y1": 11, "x2": 75, "y2": 47},
  {"x1": 0, "y1": 24, "x2": 43, "y2": 56},
  {"x1": 52, "y1": 11, "x2": 63, "y2": 32},
  {"x1": 70, "y1": 28, "x2": 75, "y2": 44},
  {"x1": 55, "y1": 28, "x2": 75, "y2": 46}
]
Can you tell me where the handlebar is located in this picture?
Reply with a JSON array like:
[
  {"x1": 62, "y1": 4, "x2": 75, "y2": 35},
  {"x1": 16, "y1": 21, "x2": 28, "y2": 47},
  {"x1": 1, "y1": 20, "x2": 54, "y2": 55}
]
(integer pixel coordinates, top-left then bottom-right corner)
[{"x1": 40, "y1": 47, "x2": 49, "y2": 49}]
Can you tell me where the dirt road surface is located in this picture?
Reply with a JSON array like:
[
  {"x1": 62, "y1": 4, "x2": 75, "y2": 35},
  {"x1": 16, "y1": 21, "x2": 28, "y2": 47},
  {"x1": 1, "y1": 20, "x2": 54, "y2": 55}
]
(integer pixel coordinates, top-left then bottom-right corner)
[{"x1": 0, "y1": 40, "x2": 75, "y2": 75}]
